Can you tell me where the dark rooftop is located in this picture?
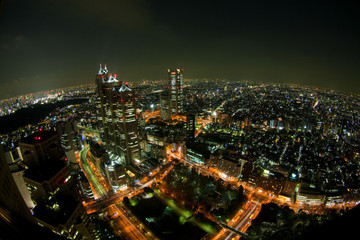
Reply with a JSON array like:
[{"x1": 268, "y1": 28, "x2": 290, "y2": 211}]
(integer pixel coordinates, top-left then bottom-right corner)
[
  {"x1": 20, "y1": 130, "x2": 58, "y2": 145},
  {"x1": 186, "y1": 142, "x2": 211, "y2": 159},
  {"x1": 23, "y1": 160, "x2": 66, "y2": 182},
  {"x1": 33, "y1": 190, "x2": 81, "y2": 226},
  {"x1": 89, "y1": 140, "x2": 106, "y2": 158}
]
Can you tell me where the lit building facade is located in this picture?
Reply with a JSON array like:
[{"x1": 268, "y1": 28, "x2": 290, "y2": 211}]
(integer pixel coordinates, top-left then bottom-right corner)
[
  {"x1": 95, "y1": 64, "x2": 141, "y2": 165},
  {"x1": 9, "y1": 162, "x2": 36, "y2": 211},
  {"x1": 185, "y1": 142, "x2": 210, "y2": 165},
  {"x1": 168, "y1": 68, "x2": 184, "y2": 115},
  {"x1": 259, "y1": 170, "x2": 284, "y2": 195},
  {"x1": 105, "y1": 164, "x2": 128, "y2": 192},
  {"x1": 0, "y1": 146, "x2": 33, "y2": 223},
  {"x1": 160, "y1": 91, "x2": 171, "y2": 121},
  {"x1": 56, "y1": 119, "x2": 79, "y2": 151},
  {"x1": 186, "y1": 113, "x2": 196, "y2": 141},
  {"x1": 78, "y1": 172, "x2": 94, "y2": 201},
  {"x1": 0, "y1": 146, "x2": 68, "y2": 239},
  {"x1": 279, "y1": 170, "x2": 300, "y2": 203}
]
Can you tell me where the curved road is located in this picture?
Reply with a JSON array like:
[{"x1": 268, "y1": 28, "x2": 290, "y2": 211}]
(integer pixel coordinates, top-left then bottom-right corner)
[{"x1": 79, "y1": 146, "x2": 107, "y2": 198}]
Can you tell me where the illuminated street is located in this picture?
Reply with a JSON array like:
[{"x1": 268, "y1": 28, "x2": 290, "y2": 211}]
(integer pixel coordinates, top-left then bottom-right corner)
[
  {"x1": 77, "y1": 146, "x2": 108, "y2": 199},
  {"x1": 107, "y1": 204, "x2": 154, "y2": 240},
  {"x1": 78, "y1": 144, "x2": 173, "y2": 238},
  {"x1": 75, "y1": 126, "x2": 360, "y2": 240},
  {"x1": 166, "y1": 146, "x2": 360, "y2": 239}
]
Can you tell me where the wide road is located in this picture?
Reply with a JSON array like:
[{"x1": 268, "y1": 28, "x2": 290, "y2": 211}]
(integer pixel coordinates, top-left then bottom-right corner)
[
  {"x1": 223, "y1": 202, "x2": 259, "y2": 240},
  {"x1": 107, "y1": 205, "x2": 153, "y2": 240},
  {"x1": 78, "y1": 146, "x2": 155, "y2": 239},
  {"x1": 78, "y1": 146, "x2": 107, "y2": 198},
  {"x1": 84, "y1": 163, "x2": 174, "y2": 212}
]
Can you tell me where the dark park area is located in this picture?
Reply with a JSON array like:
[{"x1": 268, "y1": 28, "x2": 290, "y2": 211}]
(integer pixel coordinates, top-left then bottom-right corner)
[
  {"x1": 0, "y1": 98, "x2": 88, "y2": 133},
  {"x1": 161, "y1": 164, "x2": 247, "y2": 222}
]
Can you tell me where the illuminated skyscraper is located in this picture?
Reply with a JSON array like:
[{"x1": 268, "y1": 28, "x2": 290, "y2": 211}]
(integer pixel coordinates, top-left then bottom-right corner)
[
  {"x1": 95, "y1": 64, "x2": 141, "y2": 165},
  {"x1": 168, "y1": 68, "x2": 184, "y2": 115}
]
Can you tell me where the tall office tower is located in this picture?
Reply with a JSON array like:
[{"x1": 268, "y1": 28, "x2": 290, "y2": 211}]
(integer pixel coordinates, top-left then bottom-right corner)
[
  {"x1": 19, "y1": 129, "x2": 66, "y2": 169},
  {"x1": 56, "y1": 119, "x2": 79, "y2": 165},
  {"x1": 78, "y1": 172, "x2": 94, "y2": 201},
  {"x1": 56, "y1": 119, "x2": 79, "y2": 151},
  {"x1": 168, "y1": 68, "x2": 184, "y2": 115},
  {"x1": 19, "y1": 130, "x2": 97, "y2": 239},
  {"x1": 95, "y1": 64, "x2": 115, "y2": 150},
  {"x1": 0, "y1": 146, "x2": 33, "y2": 223},
  {"x1": 186, "y1": 113, "x2": 196, "y2": 141},
  {"x1": 95, "y1": 64, "x2": 141, "y2": 165},
  {"x1": 160, "y1": 91, "x2": 171, "y2": 121},
  {"x1": 0, "y1": 146, "x2": 67, "y2": 240},
  {"x1": 8, "y1": 161, "x2": 35, "y2": 211}
]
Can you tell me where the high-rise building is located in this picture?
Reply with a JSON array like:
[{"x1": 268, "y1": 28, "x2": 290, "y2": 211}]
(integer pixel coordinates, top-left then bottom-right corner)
[
  {"x1": 105, "y1": 164, "x2": 128, "y2": 192},
  {"x1": 1, "y1": 146, "x2": 67, "y2": 240},
  {"x1": 186, "y1": 113, "x2": 196, "y2": 141},
  {"x1": 160, "y1": 91, "x2": 171, "y2": 121},
  {"x1": 8, "y1": 161, "x2": 35, "y2": 211},
  {"x1": 19, "y1": 129, "x2": 66, "y2": 169},
  {"x1": 95, "y1": 64, "x2": 141, "y2": 165},
  {"x1": 168, "y1": 68, "x2": 184, "y2": 115},
  {"x1": 0, "y1": 146, "x2": 33, "y2": 223},
  {"x1": 19, "y1": 130, "x2": 97, "y2": 239},
  {"x1": 78, "y1": 172, "x2": 94, "y2": 201},
  {"x1": 95, "y1": 64, "x2": 116, "y2": 152},
  {"x1": 56, "y1": 119, "x2": 79, "y2": 151},
  {"x1": 89, "y1": 140, "x2": 109, "y2": 172},
  {"x1": 56, "y1": 119, "x2": 79, "y2": 166}
]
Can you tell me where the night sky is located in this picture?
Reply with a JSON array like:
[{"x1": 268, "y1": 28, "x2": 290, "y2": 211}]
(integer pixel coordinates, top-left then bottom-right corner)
[{"x1": 0, "y1": 0, "x2": 359, "y2": 99}]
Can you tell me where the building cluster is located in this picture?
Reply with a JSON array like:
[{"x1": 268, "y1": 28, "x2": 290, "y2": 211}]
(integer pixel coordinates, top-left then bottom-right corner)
[
  {"x1": 1, "y1": 130, "x2": 97, "y2": 239},
  {"x1": 2, "y1": 65, "x2": 360, "y2": 239},
  {"x1": 138, "y1": 79, "x2": 360, "y2": 207},
  {"x1": 0, "y1": 85, "x2": 93, "y2": 117}
]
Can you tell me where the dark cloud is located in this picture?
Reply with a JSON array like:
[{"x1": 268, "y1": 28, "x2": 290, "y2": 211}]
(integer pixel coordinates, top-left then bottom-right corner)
[{"x1": 0, "y1": 0, "x2": 359, "y2": 99}]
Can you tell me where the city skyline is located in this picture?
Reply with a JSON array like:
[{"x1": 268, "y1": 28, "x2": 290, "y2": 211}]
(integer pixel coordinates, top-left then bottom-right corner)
[
  {"x1": 1, "y1": 1, "x2": 360, "y2": 239},
  {"x1": 2, "y1": 70, "x2": 360, "y2": 239},
  {"x1": 0, "y1": 0, "x2": 359, "y2": 99}
]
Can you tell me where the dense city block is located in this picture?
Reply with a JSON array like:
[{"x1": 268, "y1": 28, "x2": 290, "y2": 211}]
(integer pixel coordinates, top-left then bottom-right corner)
[{"x1": 1, "y1": 67, "x2": 360, "y2": 239}]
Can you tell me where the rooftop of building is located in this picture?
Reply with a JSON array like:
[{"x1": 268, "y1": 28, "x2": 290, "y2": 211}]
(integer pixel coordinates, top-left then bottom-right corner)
[
  {"x1": 23, "y1": 159, "x2": 67, "y2": 182},
  {"x1": 89, "y1": 140, "x2": 107, "y2": 158},
  {"x1": 20, "y1": 130, "x2": 58, "y2": 145},
  {"x1": 8, "y1": 161, "x2": 26, "y2": 173},
  {"x1": 0, "y1": 211, "x2": 68, "y2": 240},
  {"x1": 186, "y1": 142, "x2": 211, "y2": 158},
  {"x1": 33, "y1": 190, "x2": 81, "y2": 226}
]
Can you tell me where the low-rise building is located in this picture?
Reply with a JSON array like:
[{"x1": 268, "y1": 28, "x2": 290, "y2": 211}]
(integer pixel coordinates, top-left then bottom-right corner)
[
  {"x1": 298, "y1": 181, "x2": 326, "y2": 205},
  {"x1": 186, "y1": 142, "x2": 210, "y2": 165}
]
